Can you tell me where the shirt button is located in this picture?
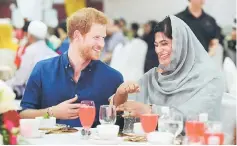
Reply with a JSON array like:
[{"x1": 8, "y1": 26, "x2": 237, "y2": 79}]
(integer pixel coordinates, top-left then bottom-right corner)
[
  {"x1": 89, "y1": 69, "x2": 91, "y2": 72},
  {"x1": 65, "y1": 66, "x2": 68, "y2": 69},
  {"x1": 69, "y1": 65, "x2": 71, "y2": 67},
  {"x1": 71, "y1": 79, "x2": 73, "y2": 82}
]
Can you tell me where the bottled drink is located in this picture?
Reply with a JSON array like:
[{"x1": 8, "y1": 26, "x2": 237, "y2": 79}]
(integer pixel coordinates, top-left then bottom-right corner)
[
  {"x1": 158, "y1": 106, "x2": 170, "y2": 132},
  {"x1": 166, "y1": 120, "x2": 183, "y2": 137},
  {"x1": 199, "y1": 113, "x2": 208, "y2": 131}
]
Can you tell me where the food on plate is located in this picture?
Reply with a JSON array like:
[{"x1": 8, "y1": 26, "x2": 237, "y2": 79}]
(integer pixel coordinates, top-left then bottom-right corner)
[
  {"x1": 44, "y1": 127, "x2": 78, "y2": 134},
  {"x1": 124, "y1": 135, "x2": 147, "y2": 142}
]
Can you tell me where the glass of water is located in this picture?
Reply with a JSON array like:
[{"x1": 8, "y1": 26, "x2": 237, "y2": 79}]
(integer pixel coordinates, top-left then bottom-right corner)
[
  {"x1": 99, "y1": 105, "x2": 116, "y2": 125},
  {"x1": 168, "y1": 107, "x2": 184, "y2": 138}
]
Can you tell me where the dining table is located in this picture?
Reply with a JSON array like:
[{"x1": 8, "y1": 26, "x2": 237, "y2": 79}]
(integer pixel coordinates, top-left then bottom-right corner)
[{"x1": 22, "y1": 128, "x2": 149, "y2": 145}]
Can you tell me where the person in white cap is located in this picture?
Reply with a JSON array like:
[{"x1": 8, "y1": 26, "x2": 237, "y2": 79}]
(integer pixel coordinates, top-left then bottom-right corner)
[{"x1": 6, "y1": 20, "x2": 58, "y2": 98}]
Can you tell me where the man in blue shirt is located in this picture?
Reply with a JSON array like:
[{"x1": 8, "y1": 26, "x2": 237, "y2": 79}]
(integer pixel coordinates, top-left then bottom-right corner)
[{"x1": 20, "y1": 8, "x2": 123, "y2": 127}]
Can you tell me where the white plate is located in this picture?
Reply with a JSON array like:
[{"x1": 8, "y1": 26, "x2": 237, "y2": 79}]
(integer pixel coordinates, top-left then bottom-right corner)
[{"x1": 89, "y1": 136, "x2": 123, "y2": 145}]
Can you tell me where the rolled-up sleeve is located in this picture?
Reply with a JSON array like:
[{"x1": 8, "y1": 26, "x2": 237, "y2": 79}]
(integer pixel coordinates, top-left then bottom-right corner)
[{"x1": 20, "y1": 62, "x2": 42, "y2": 111}]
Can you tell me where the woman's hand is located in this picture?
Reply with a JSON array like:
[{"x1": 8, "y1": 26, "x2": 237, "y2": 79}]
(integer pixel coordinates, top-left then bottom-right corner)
[
  {"x1": 116, "y1": 101, "x2": 151, "y2": 117},
  {"x1": 116, "y1": 81, "x2": 140, "y2": 96}
]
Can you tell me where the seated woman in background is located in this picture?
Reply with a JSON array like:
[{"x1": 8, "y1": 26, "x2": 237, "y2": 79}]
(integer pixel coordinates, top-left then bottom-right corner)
[{"x1": 113, "y1": 15, "x2": 224, "y2": 121}]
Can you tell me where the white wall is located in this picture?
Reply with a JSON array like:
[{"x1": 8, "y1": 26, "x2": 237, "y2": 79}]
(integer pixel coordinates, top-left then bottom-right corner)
[
  {"x1": 17, "y1": 0, "x2": 44, "y2": 20},
  {"x1": 53, "y1": 0, "x2": 64, "y2": 4},
  {"x1": 104, "y1": 0, "x2": 236, "y2": 27}
]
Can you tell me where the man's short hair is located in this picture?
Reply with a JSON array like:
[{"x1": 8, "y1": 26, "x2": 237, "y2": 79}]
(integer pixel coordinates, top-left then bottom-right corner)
[{"x1": 67, "y1": 7, "x2": 108, "y2": 40}]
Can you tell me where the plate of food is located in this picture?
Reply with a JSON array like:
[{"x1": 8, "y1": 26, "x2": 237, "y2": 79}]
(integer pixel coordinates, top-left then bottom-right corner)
[
  {"x1": 44, "y1": 127, "x2": 78, "y2": 134},
  {"x1": 123, "y1": 135, "x2": 147, "y2": 143}
]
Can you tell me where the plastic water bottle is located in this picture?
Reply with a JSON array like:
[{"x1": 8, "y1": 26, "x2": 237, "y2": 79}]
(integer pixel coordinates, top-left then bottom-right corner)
[
  {"x1": 199, "y1": 113, "x2": 209, "y2": 144},
  {"x1": 199, "y1": 113, "x2": 209, "y2": 134},
  {"x1": 199, "y1": 113, "x2": 208, "y2": 124},
  {"x1": 158, "y1": 106, "x2": 170, "y2": 132}
]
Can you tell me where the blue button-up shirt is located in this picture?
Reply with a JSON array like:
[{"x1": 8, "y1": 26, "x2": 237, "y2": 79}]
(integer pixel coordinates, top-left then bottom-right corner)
[{"x1": 21, "y1": 52, "x2": 123, "y2": 127}]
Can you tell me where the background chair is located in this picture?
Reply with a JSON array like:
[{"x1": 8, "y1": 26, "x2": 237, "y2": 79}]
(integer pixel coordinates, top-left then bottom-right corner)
[
  {"x1": 111, "y1": 38, "x2": 148, "y2": 81},
  {"x1": 220, "y1": 93, "x2": 236, "y2": 144},
  {"x1": 223, "y1": 57, "x2": 237, "y2": 96}
]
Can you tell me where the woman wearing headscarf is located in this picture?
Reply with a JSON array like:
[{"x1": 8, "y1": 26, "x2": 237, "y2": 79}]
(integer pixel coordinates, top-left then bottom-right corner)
[
  {"x1": 0, "y1": 24, "x2": 18, "y2": 51},
  {"x1": 113, "y1": 16, "x2": 224, "y2": 121}
]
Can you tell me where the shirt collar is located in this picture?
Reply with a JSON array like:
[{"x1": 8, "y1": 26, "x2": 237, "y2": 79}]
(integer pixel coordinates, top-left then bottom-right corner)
[
  {"x1": 184, "y1": 7, "x2": 205, "y2": 19},
  {"x1": 62, "y1": 52, "x2": 95, "y2": 71}
]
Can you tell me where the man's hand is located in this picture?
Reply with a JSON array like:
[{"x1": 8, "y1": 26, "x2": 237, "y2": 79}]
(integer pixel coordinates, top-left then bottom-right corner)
[
  {"x1": 52, "y1": 96, "x2": 81, "y2": 119},
  {"x1": 116, "y1": 101, "x2": 151, "y2": 117}
]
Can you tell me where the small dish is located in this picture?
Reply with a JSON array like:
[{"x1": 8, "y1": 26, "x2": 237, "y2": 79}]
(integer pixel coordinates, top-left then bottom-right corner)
[
  {"x1": 147, "y1": 132, "x2": 174, "y2": 145},
  {"x1": 35, "y1": 117, "x2": 56, "y2": 128}
]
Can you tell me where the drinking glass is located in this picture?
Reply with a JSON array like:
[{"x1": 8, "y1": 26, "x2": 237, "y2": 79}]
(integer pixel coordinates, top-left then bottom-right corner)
[
  {"x1": 184, "y1": 115, "x2": 205, "y2": 144},
  {"x1": 122, "y1": 114, "x2": 138, "y2": 134},
  {"x1": 140, "y1": 107, "x2": 158, "y2": 135},
  {"x1": 140, "y1": 114, "x2": 158, "y2": 134},
  {"x1": 79, "y1": 100, "x2": 96, "y2": 139},
  {"x1": 99, "y1": 105, "x2": 116, "y2": 125},
  {"x1": 204, "y1": 121, "x2": 224, "y2": 145}
]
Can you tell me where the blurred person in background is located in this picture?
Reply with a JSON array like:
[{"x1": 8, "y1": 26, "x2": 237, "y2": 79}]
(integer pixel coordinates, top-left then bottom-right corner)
[
  {"x1": 131, "y1": 22, "x2": 140, "y2": 38},
  {"x1": 142, "y1": 20, "x2": 159, "y2": 73},
  {"x1": 176, "y1": 0, "x2": 220, "y2": 56},
  {"x1": 45, "y1": 38, "x2": 56, "y2": 52},
  {"x1": 0, "y1": 24, "x2": 18, "y2": 51},
  {"x1": 6, "y1": 20, "x2": 58, "y2": 99},
  {"x1": 19, "y1": 8, "x2": 123, "y2": 127},
  {"x1": 14, "y1": 20, "x2": 31, "y2": 69},
  {"x1": 225, "y1": 18, "x2": 236, "y2": 65},
  {"x1": 55, "y1": 21, "x2": 70, "y2": 55},
  {"x1": 101, "y1": 19, "x2": 126, "y2": 64},
  {"x1": 118, "y1": 18, "x2": 128, "y2": 36},
  {"x1": 19, "y1": 20, "x2": 31, "y2": 47}
]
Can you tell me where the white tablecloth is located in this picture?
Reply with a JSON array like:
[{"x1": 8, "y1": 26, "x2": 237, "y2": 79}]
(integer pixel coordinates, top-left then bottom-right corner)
[{"x1": 23, "y1": 128, "x2": 147, "y2": 145}]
